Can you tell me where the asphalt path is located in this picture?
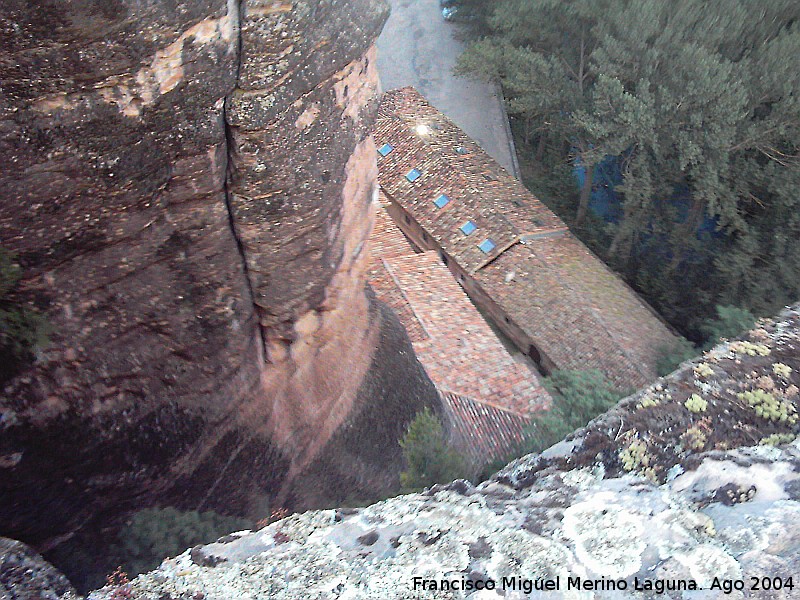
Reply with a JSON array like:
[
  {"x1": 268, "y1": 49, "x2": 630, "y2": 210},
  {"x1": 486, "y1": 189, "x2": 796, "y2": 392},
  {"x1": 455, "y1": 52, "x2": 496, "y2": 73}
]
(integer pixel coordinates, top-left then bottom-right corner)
[{"x1": 376, "y1": 0, "x2": 520, "y2": 178}]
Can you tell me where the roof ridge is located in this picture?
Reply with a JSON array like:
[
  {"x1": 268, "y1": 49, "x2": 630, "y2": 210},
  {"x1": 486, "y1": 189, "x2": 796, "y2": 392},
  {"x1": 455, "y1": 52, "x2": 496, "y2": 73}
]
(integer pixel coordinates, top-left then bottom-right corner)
[
  {"x1": 380, "y1": 258, "x2": 432, "y2": 340},
  {"x1": 375, "y1": 87, "x2": 680, "y2": 386},
  {"x1": 472, "y1": 237, "x2": 521, "y2": 273}
]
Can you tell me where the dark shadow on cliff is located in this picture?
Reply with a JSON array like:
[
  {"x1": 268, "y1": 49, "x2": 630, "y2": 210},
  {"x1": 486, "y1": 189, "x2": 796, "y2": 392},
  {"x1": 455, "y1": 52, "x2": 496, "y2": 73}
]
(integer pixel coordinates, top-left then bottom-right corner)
[
  {"x1": 30, "y1": 288, "x2": 438, "y2": 593},
  {"x1": 282, "y1": 288, "x2": 442, "y2": 510}
]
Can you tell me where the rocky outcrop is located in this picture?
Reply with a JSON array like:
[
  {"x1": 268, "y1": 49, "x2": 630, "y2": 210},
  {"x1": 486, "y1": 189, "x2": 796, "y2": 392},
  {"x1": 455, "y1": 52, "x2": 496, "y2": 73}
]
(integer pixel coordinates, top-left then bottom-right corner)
[
  {"x1": 224, "y1": 0, "x2": 393, "y2": 494},
  {"x1": 1, "y1": 0, "x2": 438, "y2": 555},
  {"x1": 86, "y1": 443, "x2": 800, "y2": 600},
  {"x1": 0, "y1": 537, "x2": 77, "y2": 600},
  {"x1": 84, "y1": 305, "x2": 800, "y2": 599}
]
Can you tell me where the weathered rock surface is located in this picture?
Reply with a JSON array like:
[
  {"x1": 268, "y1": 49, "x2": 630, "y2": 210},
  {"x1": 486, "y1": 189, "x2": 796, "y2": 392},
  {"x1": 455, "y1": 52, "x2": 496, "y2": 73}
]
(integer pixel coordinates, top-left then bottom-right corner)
[
  {"x1": 1, "y1": 0, "x2": 437, "y2": 556},
  {"x1": 84, "y1": 440, "x2": 799, "y2": 600},
  {"x1": 84, "y1": 306, "x2": 800, "y2": 599},
  {"x1": 0, "y1": 537, "x2": 77, "y2": 600}
]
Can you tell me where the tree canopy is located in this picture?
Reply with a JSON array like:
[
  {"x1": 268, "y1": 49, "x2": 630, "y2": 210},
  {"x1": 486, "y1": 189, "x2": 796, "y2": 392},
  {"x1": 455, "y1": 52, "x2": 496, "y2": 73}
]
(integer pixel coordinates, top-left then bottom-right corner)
[
  {"x1": 458, "y1": 0, "x2": 800, "y2": 337},
  {"x1": 526, "y1": 369, "x2": 626, "y2": 452}
]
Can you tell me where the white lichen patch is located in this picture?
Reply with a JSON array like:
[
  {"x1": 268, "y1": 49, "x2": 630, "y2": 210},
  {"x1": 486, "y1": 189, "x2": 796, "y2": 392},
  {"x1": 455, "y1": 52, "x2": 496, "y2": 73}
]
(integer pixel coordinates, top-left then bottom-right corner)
[
  {"x1": 707, "y1": 509, "x2": 770, "y2": 556},
  {"x1": 278, "y1": 509, "x2": 337, "y2": 541},
  {"x1": 88, "y1": 434, "x2": 800, "y2": 599},
  {"x1": 762, "y1": 502, "x2": 800, "y2": 554},
  {"x1": 671, "y1": 453, "x2": 797, "y2": 503},
  {"x1": 561, "y1": 498, "x2": 646, "y2": 578},
  {"x1": 560, "y1": 466, "x2": 603, "y2": 491},
  {"x1": 33, "y1": 14, "x2": 237, "y2": 118},
  {"x1": 395, "y1": 526, "x2": 470, "y2": 576},
  {"x1": 651, "y1": 506, "x2": 716, "y2": 558},
  {"x1": 673, "y1": 544, "x2": 740, "y2": 587},
  {"x1": 486, "y1": 529, "x2": 572, "y2": 582}
]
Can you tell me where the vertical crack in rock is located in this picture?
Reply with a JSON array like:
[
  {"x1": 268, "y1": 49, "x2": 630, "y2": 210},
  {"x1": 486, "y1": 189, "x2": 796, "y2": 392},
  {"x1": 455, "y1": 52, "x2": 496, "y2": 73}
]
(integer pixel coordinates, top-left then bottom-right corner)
[
  {"x1": 218, "y1": 0, "x2": 421, "y2": 489},
  {"x1": 221, "y1": 0, "x2": 269, "y2": 356},
  {"x1": 0, "y1": 0, "x2": 290, "y2": 547},
  {"x1": 0, "y1": 0, "x2": 442, "y2": 562}
]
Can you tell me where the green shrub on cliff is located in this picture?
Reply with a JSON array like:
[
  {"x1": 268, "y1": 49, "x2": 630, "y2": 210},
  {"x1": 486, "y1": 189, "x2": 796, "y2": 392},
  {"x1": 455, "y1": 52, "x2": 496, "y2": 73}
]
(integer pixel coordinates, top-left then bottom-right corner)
[
  {"x1": 701, "y1": 304, "x2": 756, "y2": 349},
  {"x1": 399, "y1": 408, "x2": 469, "y2": 491},
  {"x1": 117, "y1": 507, "x2": 253, "y2": 576},
  {"x1": 655, "y1": 338, "x2": 699, "y2": 376},
  {"x1": 476, "y1": 370, "x2": 626, "y2": 481},
  {"x1": 526, "y1": 370, "x2": 626, "y2": 453}
]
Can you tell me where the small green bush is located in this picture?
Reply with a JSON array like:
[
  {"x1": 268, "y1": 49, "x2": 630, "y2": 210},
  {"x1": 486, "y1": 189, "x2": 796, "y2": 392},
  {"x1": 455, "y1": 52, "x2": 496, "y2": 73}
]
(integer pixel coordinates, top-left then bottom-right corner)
[
  {"x1": 655, "y1": 338, "x2": 698, "y2": 376},
  {"x1": 116, "y1": 507, "x2": 253, "y2": 576},
  {"x1": 399, "y1": 408, "x2": 470, "y2": 491},
  {"x1": 760, "y1": 433, "x2": 796, "y2": 446},
  {"x1": 474, "y1": 371, "x2": 626, "y2": 481},
  {"x1": 737, "y1": 389, "x2": 798, "y2": 424},
  {"x1": 684, "y1": 393, "x2": 708, "y2": 413},
  {"x1": 701, "y1": 304, "x2": 756, "y2": 349},
  {"x1": 524, "y1": 370, "x2": 626, "y2": 455}
]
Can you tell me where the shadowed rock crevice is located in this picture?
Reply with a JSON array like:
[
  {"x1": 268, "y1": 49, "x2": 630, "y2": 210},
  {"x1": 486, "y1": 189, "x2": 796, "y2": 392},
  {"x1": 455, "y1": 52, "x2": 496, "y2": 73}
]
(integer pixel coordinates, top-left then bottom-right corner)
[
  {"x1": 219, "y1": 0, "x2": 267, "y2": 356},
  {"x1": 281, "y1": 296, "x2": 442, "y2": 510}
]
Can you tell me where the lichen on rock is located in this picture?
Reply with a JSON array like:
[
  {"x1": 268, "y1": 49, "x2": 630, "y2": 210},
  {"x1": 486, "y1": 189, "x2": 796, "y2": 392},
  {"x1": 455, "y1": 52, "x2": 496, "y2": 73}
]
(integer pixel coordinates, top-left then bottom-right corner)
[{"x1": 78, "y1": 442, "x2": 797, "y2": 599}]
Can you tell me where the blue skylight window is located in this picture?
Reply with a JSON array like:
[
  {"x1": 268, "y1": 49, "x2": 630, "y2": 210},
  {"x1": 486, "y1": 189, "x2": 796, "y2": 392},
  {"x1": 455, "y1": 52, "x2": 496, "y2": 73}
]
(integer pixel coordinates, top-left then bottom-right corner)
[
  {"x1": 405, "y1": 168, "x2": 422, "y2": 182},
  {"x1": 433, "y1": 194, "x2": 450, "y2": 209},
  {"x1": 460, "y1": 221, "x2": 477, "y2": 235},
  {"x1": 378, "y1": 143, "x2": 394, "y2": 156},
  {"x1": 478, "y1": 238, "x2": 496, "y2": 254}
]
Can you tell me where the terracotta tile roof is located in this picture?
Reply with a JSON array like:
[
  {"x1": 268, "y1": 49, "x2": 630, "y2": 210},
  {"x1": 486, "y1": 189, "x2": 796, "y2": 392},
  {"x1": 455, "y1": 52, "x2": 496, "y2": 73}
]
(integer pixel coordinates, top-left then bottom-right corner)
[
  {"x1": 368, "y1": 204, "x2": 550, "y2": 462},
  {"x1": 440, "y1": 391, "x2": 529, "y2": 465},
  {"x1": 370, "y1": 259, "x2": 430, "y2": 344},
  {"x1": 368, "y1": 204, "x2": 549, "y2": 410},
  {"x1": 375, "y1": 89, "x2": 566, "y2": 274},
  {"x1": 474, "y1": 239, "x2": 671, "y2": 387},
  {"x1": 369, "y1": 195, "x2": 417, "y2": 261},
  {"x1": 384, "y1": 251, "x2": 549, "y2": 414},
  {"x1": 374, "y1": 87, "x2": 680, "y2": 388},
  {"x1": 367, "y1": 201, "x2": 429, "y2": 343}
]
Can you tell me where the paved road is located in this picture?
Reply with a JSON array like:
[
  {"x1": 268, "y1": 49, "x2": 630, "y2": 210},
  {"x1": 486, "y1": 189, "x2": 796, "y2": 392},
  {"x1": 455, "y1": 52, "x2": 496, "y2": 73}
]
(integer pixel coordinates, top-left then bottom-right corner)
[{"x1": 376, "y1": 0, "x2": 520, "y2": 178}]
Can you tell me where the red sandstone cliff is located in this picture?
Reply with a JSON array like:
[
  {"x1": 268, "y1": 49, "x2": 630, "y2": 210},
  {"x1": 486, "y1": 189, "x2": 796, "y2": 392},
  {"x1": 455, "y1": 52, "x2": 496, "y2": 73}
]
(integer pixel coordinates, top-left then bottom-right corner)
[{"x1": 0, "y1": 0, "x2": 439, "y2": 549}]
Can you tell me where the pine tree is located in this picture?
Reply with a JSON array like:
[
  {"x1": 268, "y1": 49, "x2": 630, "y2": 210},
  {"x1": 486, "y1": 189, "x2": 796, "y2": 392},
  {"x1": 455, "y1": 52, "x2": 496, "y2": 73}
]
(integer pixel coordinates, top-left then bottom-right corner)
[
  {"x1": 701, "y1": 305, "x2": 756, "y2": 348},
  {"x1": 456, "y1": 0, "x2": 613, "y2": 224},
  {"x1": 458, "y1": 0, "x2": 800, "y2": 334},
  {"x1": 399, "y1": 408, "x2": 469, "y2": 491}
]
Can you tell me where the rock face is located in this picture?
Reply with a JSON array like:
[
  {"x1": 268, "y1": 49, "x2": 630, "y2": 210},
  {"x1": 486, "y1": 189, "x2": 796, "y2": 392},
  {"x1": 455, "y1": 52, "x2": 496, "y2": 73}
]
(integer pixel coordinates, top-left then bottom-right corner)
[
  {"x1": 84, "y1": 305, "x2": 800, "y2": 600},
  {"x1": 1, "y1": 0, "x2": 438, "y2": 552}
]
